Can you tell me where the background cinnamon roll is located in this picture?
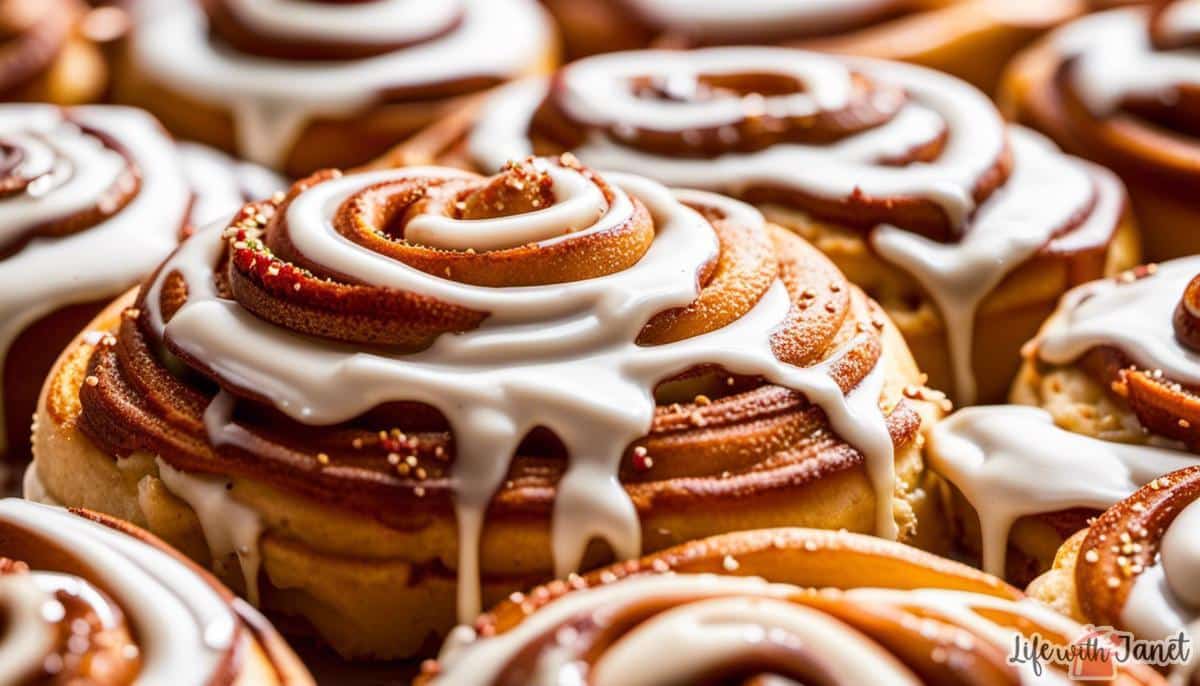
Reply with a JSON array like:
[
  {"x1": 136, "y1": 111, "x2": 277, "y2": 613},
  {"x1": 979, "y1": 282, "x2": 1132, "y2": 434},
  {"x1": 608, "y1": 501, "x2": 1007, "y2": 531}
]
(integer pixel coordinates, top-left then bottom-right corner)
[
  {"x1": 0, "y1": 498, "x2": 312, "y2": 685},
  {"x1": 0, "y1": 103, "x2": 281, "y2": 483},
  {"x1": 1002, "y1": 0, "x2": 1200, "y2": 261},
  {"x1": 112, "y1": 0, "x2": 557, "y2": 177},
  {"x1": 1028, "y1": 465, "x2": 1200, "y2": 685},
  {"x1": 538, "y1": 0, "x2": 1082, "y2": 92},
  {"x1": 0, "y1": 0, "x2": 109, "y2": 104},
  {"x1": 421, "y1": 527, "x2": 1165, "y2": 685},
  {"x1": 30, "y1": 157, "x2": 942, "y2": 659},
  {"x1": 927, "y1": 257, "x2": 1200, "y2": 583},
  {"x1": 384, "y1": 46, "x2": 1139, "y2": 405}
]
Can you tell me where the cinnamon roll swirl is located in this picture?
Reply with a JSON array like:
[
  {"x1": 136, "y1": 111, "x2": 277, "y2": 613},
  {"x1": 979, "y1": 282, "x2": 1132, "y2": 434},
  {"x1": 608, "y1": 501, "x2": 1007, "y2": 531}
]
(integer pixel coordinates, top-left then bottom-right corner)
[
  {"x1": 0, "y1": 104, "x2": 282, "y2": 478},
  {"x1": 112, "y1": 0, "x2": 556, "y2": 177},
  {"x1": 539, "y1": 0, "x2": 1081, "y2": 92},
  {"x1": 421, "y1": 527, "x2": 1165, "y2": 685},
  {"x1": 30, "y1": 157, "x2": 942, "y2": 659},
  {"x1": 0, "y1": 0, "x2": 108, "y2": 104},
  {"x1": 1027, "y1": 465, "x2": 1200, "y2": 684},
  {"x1": 383, "y1": 46, "x2": 1139, "y2": 405},
  {"x1": 0, "y1": 498, "x2": 312, "y2": 685},
  {"x1": 1002, "y1": 0, "x2": 1200, "y2": 261},
  {"x1": 928, "y1": 257, "x2": 1200, "y2": 583}
]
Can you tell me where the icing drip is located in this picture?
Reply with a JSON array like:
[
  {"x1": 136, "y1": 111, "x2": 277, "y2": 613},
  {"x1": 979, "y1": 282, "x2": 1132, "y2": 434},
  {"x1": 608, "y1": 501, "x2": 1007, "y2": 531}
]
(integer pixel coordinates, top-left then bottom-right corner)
[
  {"x1": 132, "y1": 0, "x2": 552, "y2": 168},
  {"x1": 431, "y1": 572, "x2": 1082, "y2": 685},
  {"x1": 1037, "y1": 256, "x2": 1200, "y2": 387},
  {"x1": 0, "y1": 499, "x2": 240, "y2": 685},
  {"x1": 468, "y1": 48, "x2": 1121, "y2": 404},
  {"x1": 156, "y1": 458, "x2": 265, "y2": 607},
  {"x1": 927, "y1": 406, "x2": 1197, "y2": 576},
  {"x1": 144, "y1": 164, "x2": 899, "y2": 623},
  {"x1": 872, "y1": 129, "x2": 1121, "y2": 404},
  {"x1": 1058, "y1": 6, "x2": 1200, "y2": 116},
  {"x1": 0, "y1": 105, "x2": 188, "y2": 453}
]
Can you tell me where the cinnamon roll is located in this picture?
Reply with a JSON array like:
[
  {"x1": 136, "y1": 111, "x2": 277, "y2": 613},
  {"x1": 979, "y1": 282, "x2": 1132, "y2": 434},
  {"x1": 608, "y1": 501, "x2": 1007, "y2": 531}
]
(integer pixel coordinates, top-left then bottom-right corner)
[
  {"x1": 538, "y1": 0, "x2": 1081, "y2": 92},
  {"x1": 1002, "y1": 0, "x2": 1200, "y2": 261},
  {"x1": 1028, "y1": 466, "x2": 1200, "y2": 684},
  {"x1": 927, "y1": 257, "x2": 1200, "y2": 583},
  {"x1": 29, "y1": 157, "x2": 942, "y2": 659},
  {"x1": 0, "y1": 0, "x2": 109, "y2": 104},
  {"x1": 420, "y1": 527, "x2": 1165, "y2": 685},
  {"x1": 112, "y1": 0, "x2": 557, "y2": 177},
  {"x1": 0, "y1": 103, "x2": 282, "y2": 479},
  {"x1": 383, "y1": 46, "x2": 1139, "y2": 405},
  {"x1": 0, "y1": 498, "x2": 313, "y2": 685}
]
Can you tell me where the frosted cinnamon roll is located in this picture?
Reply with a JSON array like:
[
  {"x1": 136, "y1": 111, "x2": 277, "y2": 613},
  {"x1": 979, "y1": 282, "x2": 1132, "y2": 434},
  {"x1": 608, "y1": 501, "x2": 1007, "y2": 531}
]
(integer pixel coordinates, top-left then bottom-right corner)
[
  {"x1": 0, "y1": 498, "x2": 312, "y2": 685},
  {"x1": 928, "y1": 257, "x2": 1200, "y2": 583},
  {"x1": 384, "y1": 46, "x2": 1139, "y2": 405},
  {"x1": 0, "y1": 104, "x2": 282, "y2": 478},
  {"x1": 1002, "y1": 0, "x2": 1200, "y2": 261},
  {"x1": 113, "y1": 0, "x2": 556, "y2": 177},
  {"x1": 1028, "y1": 466, "x2": 1200, "y2": 684},
  {"x1": 421, "y1": 527, "x2": 1165, "y2": 685},
  {"x1": 30, "y1": 156, "x2": 942, "y2": 659},
  {"x1": 0, "y1": 0, "x2": 109, "y2": 104},
  {"x1": 539, "y1": 0, "x2": 1081, "y2": 92}
]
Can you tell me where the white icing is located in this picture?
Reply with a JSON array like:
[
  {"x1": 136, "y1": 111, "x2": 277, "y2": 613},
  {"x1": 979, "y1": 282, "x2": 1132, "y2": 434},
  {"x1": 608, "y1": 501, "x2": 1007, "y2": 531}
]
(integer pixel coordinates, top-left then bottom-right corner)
[
  {"x1": 623, "y1": 0, "x2": 898, "y2": 40},
  {"x1": 1162, "y1": 0, "x2": 1200, "y2": 43},
  {"x1": 0, "y1": 105, "x2": 188, "y2": 454},
  {"x1": 555, "y1": 48, "x2": 857, "y2": 132},
  {"x1": 1037, "y1": 256, "x2": 1200, "y2": 387},
  {"x1": 144, "y1": 165, "x2": 900, "y2": 622},
  {"x1": 1119, "y1": 493, "x2": 1200, "y2": 685},
  {"x1": 470, "y1": 49, "x2": 1117, "y2": 405},
  {"x1": 222, "y1": 0, "x2": 463, "y2": 46},
  {"x1": 405, "y1": 165, "x2": 610, "y2": 252},
  {"x1": 156, "y1": 458, "x2": 265, "y2": 607},
  {"x1": 927, "y1": 406, "x2": 1197, "y2": 576},
  {"x1": 132, "y1": 0, "x2": 552, "y2": 169},
  {"x1": 0, "y1": 499, "x2": 240, "y2": 685},
  {"x1": 472, "y1": 50, "x2": 1004, "y2": 231},
  {"x1": 432, "y1": 571, "x2": 1082, "y2": 685},
  {"x1": 177, "y1": 142, "x2": 286, "y2": 228},
  {"x1": 872, "y1": 129, "x2": 1120, "y2": 404},
  {"x1": 1056, "y1": 6, "x2": 1200, "y2": 116},
  {"x1": 0, "y1": 574, "x2": 56, "y2": 682},
  {"x1": 590, "y1": 596, "x2": 918, "y2": 686}
]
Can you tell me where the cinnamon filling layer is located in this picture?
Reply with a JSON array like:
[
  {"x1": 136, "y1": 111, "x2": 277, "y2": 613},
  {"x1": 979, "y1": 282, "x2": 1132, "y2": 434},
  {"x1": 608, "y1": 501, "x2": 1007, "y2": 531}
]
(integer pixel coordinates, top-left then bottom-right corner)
[{"x1": 75, "y1": 158, "x2": 919, "y2": 527}]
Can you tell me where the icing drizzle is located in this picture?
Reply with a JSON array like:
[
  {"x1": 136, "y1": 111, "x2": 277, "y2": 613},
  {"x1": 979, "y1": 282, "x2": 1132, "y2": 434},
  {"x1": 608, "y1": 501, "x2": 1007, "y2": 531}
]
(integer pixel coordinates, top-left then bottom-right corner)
[
  {"x1": 132, "y1": 0, "x2": 552, "y2": 169},
  {"x1": 142, "y1": 161, "x2": 901, "y2": 623},
  {"x1": 0, "y1": 105, "x2": 188, "y2": 453},
  {"x1": 469, "y1": 47, "x2": 1119, "y2": 404}
]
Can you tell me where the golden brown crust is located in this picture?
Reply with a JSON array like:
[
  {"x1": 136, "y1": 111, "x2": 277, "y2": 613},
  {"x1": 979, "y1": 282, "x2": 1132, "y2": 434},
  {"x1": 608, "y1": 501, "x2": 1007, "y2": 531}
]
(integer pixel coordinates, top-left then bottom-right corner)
[
  {"x1": 421, "y1": 528, "x2": 1164, "y2": 686},
  {"x1": 35, "y1": 159, "x2": 941, "y2": 658}
]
